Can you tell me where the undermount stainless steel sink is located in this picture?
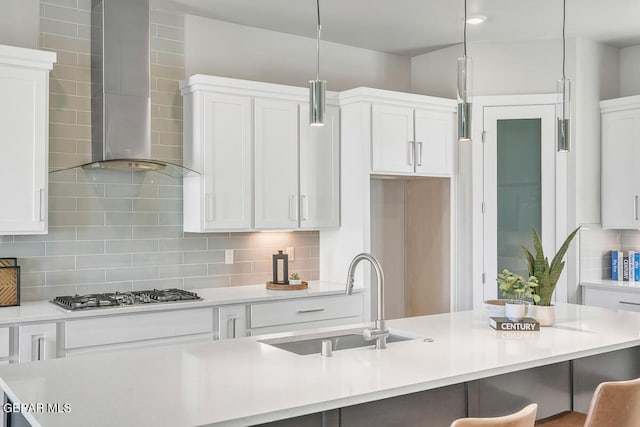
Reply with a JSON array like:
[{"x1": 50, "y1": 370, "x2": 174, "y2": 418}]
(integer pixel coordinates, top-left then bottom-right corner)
[{"x1": 260, "y1": 330, "x2": 416, "y2": 355}]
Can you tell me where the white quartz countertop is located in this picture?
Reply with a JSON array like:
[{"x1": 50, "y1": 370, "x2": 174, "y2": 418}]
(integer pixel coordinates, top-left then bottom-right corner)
[
  {"x1": 580, "y1": 279, "x2": 640, "y2": 292},
  {"x1": 1, "y1": 304, "x2": 639, "y2": 427},
  {"x1": 0, "y1": 281, "x2": 355, "y2": 326}
]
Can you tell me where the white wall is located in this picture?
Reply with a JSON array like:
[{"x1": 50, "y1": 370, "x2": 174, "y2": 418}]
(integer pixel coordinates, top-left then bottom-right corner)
[
  {"x1": 411, "y1": 40, "x2": 563, "y2": 97},
  {"x1": 620, "y1": 45, "x2": 640, "y2": 97},
  {"x1": 0, "y1": 0, "x2": 39, "y2": 48},
  {"x1": 185, "y1": 15, "x2": 412, "y2": 92}
]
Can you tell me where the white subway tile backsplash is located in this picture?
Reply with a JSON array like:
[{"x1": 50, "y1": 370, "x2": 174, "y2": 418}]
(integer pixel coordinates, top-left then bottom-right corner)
[{"x1": 11, "y1": 4, "x2": 320, "y2": 302}]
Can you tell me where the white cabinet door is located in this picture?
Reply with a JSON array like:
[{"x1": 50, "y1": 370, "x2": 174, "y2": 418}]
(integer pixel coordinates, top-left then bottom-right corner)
[
  {"x1": 17, "y1": 323, "x2": 57, "y2": 363},
  {"x1": 299, "y1": 104, "x2": 340, "y2": 229},
  {"x1": 414, "y1": 109, "x2": 454, "y2": 176},
  {"x1": 372, "y1": 104, "x2": 414, "y2": 174},
  {"x1": 202, "y1": 93, "x2": 253, "y2": 230},
  {"x1": 0, "y1": 48, "x2": 54, "y2": 235},
  {"x1": 183, "y1": 92, "x2": 253, "y2": 232},
  {"x1": 254, "y1": 99, "x2": 299, "y2": 229},
  {"x1": 601, "y1": 110, "x2": 640, "y2": 229},
  {"x1": 218, "y1": 305, "x2": 247, "y2": 340}
]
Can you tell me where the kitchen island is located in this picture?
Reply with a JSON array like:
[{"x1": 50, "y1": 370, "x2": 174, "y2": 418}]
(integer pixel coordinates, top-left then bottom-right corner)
[{"x1": 1, "y1": 303, "x2": 639, "y2": 427}]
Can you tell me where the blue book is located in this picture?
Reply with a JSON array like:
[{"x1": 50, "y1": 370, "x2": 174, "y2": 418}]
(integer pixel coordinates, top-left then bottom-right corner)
[
  {"x1": 635, "y1": 253, "x2": 640, "y2": 281},
  {"x1": 611, "y1": 250, "x2": 619, "y2": 280}
]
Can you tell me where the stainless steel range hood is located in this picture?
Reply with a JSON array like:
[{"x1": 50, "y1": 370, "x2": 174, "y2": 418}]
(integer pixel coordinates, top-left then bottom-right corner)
[{"x1": 52, "y1": 0, "x2": 195, "y2": 177}]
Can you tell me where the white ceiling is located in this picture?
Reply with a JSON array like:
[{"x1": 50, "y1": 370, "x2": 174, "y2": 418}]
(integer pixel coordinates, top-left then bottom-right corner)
[{"x1": 157, "y1": 0, "x2": 640, "y2": 56}]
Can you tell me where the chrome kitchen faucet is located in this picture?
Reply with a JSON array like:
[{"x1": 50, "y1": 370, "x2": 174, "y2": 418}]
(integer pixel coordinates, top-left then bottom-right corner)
[{"x1": 345, "y1": 253, "x2": 389, "y2": 349}]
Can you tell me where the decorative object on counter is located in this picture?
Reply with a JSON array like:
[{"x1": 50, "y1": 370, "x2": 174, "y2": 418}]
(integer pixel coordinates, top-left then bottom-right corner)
[
  {"x1": 457, "y1": 0, "x2": 473, "y2": 141},
  {"x1": 267, "y1": 251, "x2": 308, "y2": 290},
  {"x1": 489, "y1": 317, "x2": 540, "y2": 332},
  {"x1": 557, "y1": 0, "x2": 571, "y2": 152},
  {"x1": 309, "y1": 0, "x2": 326, "y2": 126},
  {"x1": 289, "y1": 273, "x2": 302, "y2": 285},
  {"x1": 483, "y1": 299, "x2": 506, "y2": 317},
  {"x1": 610, "y1": 250, "x2": 640, "y2": 281},
  {"x1": 522, "y1": 226, "x2": 580, "y2": 326},
  {"x1": 0, "y1": 258, "x2": 20, "y2": 307},
  {"x1": 272, "y1": 250, "x2": 289, "y2": 284},
  {"x1": 497, "y1": 269, "x2": 539, "y2": 321}
]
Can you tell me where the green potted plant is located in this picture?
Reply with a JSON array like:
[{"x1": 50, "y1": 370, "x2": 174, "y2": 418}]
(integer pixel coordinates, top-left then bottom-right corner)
[
  {"x1": 289, "y1": 273, "x2": 301, "y2": 285},
  {"x1": 521, "y1": 226, "x2": 580, "y2": 326},
  {"x1": 496, "y1": 269, "x2": 540, "y2": 321}
]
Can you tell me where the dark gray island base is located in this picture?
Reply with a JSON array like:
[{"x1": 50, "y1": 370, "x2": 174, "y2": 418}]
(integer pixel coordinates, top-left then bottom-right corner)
[{"x1": 260, "y1": 346, "x2": 640, "y2": 427}]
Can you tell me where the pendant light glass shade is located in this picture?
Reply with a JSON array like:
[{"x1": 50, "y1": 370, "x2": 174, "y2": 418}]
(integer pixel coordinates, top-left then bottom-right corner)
[
  {"x1": 557, "y1": 0, "x2": 570, "y2": 152},
  {"x1": 309, "y1": 0, "x2": 325, "y2": 126},
  {"x1": 557, "y1": 77, "x2": 571, "y2": 152},
  {"x1": 309, "y1": 79, "x2": 326, "y2": 126},
  {"x1": 457, "y1": 55, "x2": 473, "y2": 141}
]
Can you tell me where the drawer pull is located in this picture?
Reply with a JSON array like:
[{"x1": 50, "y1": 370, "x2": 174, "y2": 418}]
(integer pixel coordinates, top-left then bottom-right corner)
[
  {"x1": 297, "y1": 308, "x2": 325, "y2": 314},
  {"x1": 619, "y1": 301, "x2": 640, "y2": 306}
]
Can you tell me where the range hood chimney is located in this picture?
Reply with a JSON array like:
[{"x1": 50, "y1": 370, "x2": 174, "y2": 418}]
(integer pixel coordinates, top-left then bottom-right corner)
[{"x1": 69, "y1": 0, "x2": 195, "y2": 176}]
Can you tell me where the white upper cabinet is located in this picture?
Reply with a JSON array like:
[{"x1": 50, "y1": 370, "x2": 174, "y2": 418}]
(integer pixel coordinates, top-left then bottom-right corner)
[
  {"x1": 254, "y1": 99, "x2": 300, "y2": 230},
  {"x1": 299, "y1": 105, "x2": 340, "y2": 229},
  {"x1": 371, "y1": 100, "x2": 455, "y2": 177},
  {"x1": 0, "y1": 45, "x2": 55, "y2": 235},
  {"x1": 183, "y1": 90, "x2": 253, "y2": 232},
  {"x1": 414, "y1": 109, "x2": 454, "y2": 176},
  {"x1": 601, "y1": 97, "x2": 640, "y2": 229},
  {"x1": 372, "y1": 104, "x2": 414, "y2": 174},
  {"x1": 181, "y1": 75, "x2": 340, "y2": 232}
]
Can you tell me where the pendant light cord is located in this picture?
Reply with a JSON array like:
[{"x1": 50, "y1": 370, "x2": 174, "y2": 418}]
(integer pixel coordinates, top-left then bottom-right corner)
[
  {"x1": 562, "y1": 0, "x2": 566, "y2": 79},
  {"x1": 316, "y1": 0, "x2": 321, "y2": 81},
  {"x1": 463, "y1": 0, "x2": 467, "y2": 56}
]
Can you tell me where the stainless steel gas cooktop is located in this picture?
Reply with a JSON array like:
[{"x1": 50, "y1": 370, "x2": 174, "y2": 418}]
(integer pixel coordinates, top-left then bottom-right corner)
[{"x1": 51, "y1": 288, "x2": 201, "y2": 311}]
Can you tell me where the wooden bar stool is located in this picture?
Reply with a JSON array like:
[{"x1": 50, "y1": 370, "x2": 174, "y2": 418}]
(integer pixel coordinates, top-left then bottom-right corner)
[
  {"x1": 536, "y1": 377, "x2": 640, "y2": 427},
  {"x1": 450, "y1": 404, "x2": 538, "y2": 427}
]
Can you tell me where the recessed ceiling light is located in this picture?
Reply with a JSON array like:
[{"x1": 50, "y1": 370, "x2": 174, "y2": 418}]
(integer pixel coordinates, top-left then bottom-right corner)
[{"x1": 466, "y1": 15, "x2": 487, "y2": 25}]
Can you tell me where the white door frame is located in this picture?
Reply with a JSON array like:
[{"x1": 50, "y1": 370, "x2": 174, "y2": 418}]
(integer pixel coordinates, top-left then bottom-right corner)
[{"x1": 470, "y1": 94, "x2": 568, "y2": 308}]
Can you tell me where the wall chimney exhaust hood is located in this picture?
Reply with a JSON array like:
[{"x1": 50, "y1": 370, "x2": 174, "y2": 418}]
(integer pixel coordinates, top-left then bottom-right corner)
[{"x1": 51, "y1": 0, "x2": 196, "y2": 177}]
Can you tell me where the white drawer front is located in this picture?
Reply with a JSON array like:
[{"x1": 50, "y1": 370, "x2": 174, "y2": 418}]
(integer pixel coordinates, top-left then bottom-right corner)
[
  {"x1": 0, "y1": 327, "x2": 8, "y2": 359},
  {"x1": 582, "y1": 287, "x2": 640, "y2": 312},
  {"x1": 65, "y1": 308, "x2": 214, "y2": 349},
  {"x1": 250, "y1": 294, "x2": 363, "y2": 328}
]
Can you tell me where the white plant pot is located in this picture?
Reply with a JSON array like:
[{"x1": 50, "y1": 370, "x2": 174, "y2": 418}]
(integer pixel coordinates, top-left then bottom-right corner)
[
  {"x1": 289, "y1": 279, "x2": 302, "y2": 285},
  {"x1": 529, "y1": 304, "x2": 556, "y2": 326},
  {"x1": 505, "y1": 301, "x2": 528, "y2": 322}
]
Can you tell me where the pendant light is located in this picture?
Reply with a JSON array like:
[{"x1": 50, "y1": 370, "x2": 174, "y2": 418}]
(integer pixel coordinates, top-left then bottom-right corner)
[
  {"x1": 557, "y1": 0, "x2": 570, "y2": 152},
  {"x1": 309, "y1": 0, "x2": 325, "y2": 127},
  {"x1": 457, "y1": 0, "x2": 473, "y2": 141}
]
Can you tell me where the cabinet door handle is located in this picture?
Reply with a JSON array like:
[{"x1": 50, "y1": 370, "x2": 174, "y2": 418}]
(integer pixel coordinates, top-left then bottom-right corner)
[
  {"x1": 301, "y1": 194, "x2": 308, "y2": 221},
  {"x1": 635, "y1": 195, "x2": 638, "y2": 221},
  {"x1": 297, "y1": 308, "x2": 325, "y2": 314},
  {"x1": 227, "y1": 315, "x2": 238, "y2": 339},
  {"x1": 619, "y1": 301, "x2": 640, "y2": 307},
  {"x1": 290, "y1": 195, "x2": 298, "y2": 221},
  {"x1": 408, "y1": 141, "x2": 414, "y2": 166},
  {"x1": 34, "y1": 189, "x2": 45, "y2": 222},
  {"x1": 416, "y1": 141, "x2": 423, "y2": 166},
  {"x1": 206, "y1": 194, "x2": 215, "y2": 222},
  {"x1": 33, "y1": 335, "x2": 45, "y2": 361}
]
